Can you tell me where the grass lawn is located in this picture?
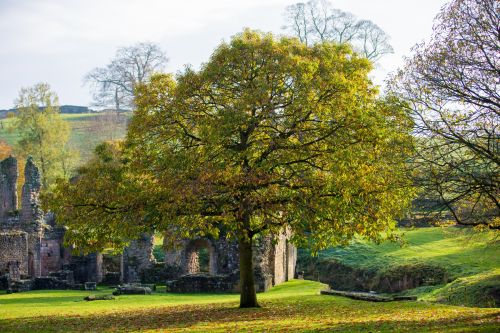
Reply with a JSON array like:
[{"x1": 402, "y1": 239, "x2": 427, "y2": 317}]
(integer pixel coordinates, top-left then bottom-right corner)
[{"x1": 0, "y1": 280, "x2": 499, "y2": 332}]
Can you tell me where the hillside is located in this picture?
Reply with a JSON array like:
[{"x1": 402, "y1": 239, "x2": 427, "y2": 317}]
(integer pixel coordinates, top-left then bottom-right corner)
[
  {"x1": 297, "y1": 227, "x2": 500, "y2": 307},
  {"x1": 0, "y1": 112, "x2": 128, "y2": 163}
]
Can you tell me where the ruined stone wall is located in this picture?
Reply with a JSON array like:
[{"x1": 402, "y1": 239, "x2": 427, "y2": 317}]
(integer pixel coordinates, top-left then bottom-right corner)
[
  {"x1": 162, "y1": 229, "x2": 296, "y2": 292},
  {"x1": 121, "y1": 233, "x2": 155, "y2": 283},
  {"x1": 286, "y1": 241, "x2": 297, "y2": 280},
  {"x1": 213, "y1": 236, "x2": 239, "y2": 275},
  {"x1": 252, "y1": 235, "x2": 275, "y2": 291},
  {"x1": 272, "y1": 232, "x2": 288, "y2": 285},
  {"x1": 0, "y1": 157, "x2": 106, "y2": 287},
  {"x1": 164, "y1": 235, "x2": 239, "y2": 277},
  {"x1": 25, "y1": 234, "x2": 41, "y2": 277},
  {"x1": 20, "y1": 157, "x2": 44, "y2": 277},
  {"x1": 40, "y1": 239, "x2": 63, "y2": 276},
  {"x1": 0, "y1": 232, "x2": 28, "y2": 276},
  {"x1": 254, "y1": 229, "x2": 297, "y2": 288},
  {"x1": 0, "y1": 157, "x2": 17, "y2": 217},
  {"x1": 41, "y1": 213, "x2": 70, "y2": 276},
  {"x1": 20, "y1": 157, "x2": 43, "y2": 228},
  {"x1": 69, "y1": 253, "x2": 103, "y2": 283}
]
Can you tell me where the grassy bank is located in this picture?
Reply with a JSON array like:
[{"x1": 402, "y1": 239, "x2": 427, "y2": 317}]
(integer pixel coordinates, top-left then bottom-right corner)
[
  {"x1": 0, "y1": 280, "x2": 499, "y2": 332},
  {"x1": 298, "y1": 227, "x2": 500, "y2": 307}
]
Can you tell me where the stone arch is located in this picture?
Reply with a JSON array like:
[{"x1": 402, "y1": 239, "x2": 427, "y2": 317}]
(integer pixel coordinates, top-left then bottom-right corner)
[{"x1": 183, "y1": 239, "x2": 217, "y2": 275}]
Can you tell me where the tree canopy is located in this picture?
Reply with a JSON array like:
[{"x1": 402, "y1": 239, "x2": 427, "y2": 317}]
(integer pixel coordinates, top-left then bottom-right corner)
[
  {"x1": 389, "y1": 0, "x2": 499, "y2": 229},
  {"x1": 12, "y1": 83, "x2": 77, "y2": 189},
  {"x1": 49, "y1": 30, "x2": 414, "y2": 307}
]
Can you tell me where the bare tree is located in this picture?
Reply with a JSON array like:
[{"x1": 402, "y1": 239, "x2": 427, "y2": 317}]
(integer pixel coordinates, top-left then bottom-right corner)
[
  {"x1": 389, "y1": 0, "x2": 499, "y2": 229},
  {"x1": 283, "y1": 0, "x2": 393, "y2": 61},
  {"x1": 84, "y1": 42, "x2": 168, "y2": 112}
]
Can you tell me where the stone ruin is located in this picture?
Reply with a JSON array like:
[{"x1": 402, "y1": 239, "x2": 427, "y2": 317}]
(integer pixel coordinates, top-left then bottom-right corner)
[
  {"x1": 119, "y1": 230, "x2": 297, "y2": 292},
  {"x1": 0, "y1": 156, "x2": 102, "y2": 291},
  {"x1": 0, "y1": 156, "x2": 297, "y2": 293}
]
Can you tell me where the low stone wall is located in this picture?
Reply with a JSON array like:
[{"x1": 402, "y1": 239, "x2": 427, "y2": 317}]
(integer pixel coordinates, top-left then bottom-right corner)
[
  {"x1": 165, "y1": 273, "x2": 239, "y2": 293},
  {"x1": 165, "y1": 270, "x2": 275, "y2": 293},
  {"x1": 8, "y1": 279, "x2": 33, "y2": 292},
  {"x1": 33, "y1": 277, "x2": 83, "y2": 290}
]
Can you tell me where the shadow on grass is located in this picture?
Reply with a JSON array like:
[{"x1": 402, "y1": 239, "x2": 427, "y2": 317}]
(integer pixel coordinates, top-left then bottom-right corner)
[{"x1": 1, "y1": 297, "x2": 499, "y2": 333}]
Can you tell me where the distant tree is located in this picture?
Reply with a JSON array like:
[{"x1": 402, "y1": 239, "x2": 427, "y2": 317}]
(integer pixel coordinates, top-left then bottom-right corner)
[
  {"x1": 84, "y1": 42, "x2": 168, "y2": 112},
  {"x1": 283, "y1": 0, "x2": 393, "y2": 61},
  {"x1": 49, "y1": 31, "x2": 414, "y2": 308},
  {"x1": 389, "y1": 0, "x2": 499, "y2": 229},
  {"x1": 12, "y1": 83, "x2": 77, "y2": 189}
]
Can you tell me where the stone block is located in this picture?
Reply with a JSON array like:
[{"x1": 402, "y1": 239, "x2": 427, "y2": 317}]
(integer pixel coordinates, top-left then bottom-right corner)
[
  {"x1": 84, "y1": 294, "x2": 115, "y2": 301},
  {"x1": 113, "y1": 284, "x2": 152, "y2": 295},
  {"x1": 84, "y1": 282, "x2": 97, "y2": 290}
]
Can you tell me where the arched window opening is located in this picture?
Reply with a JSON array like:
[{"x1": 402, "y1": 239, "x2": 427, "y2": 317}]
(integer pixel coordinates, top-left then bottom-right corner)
[{"x1": 184, "y1": 239, "x2": 216, "y2": 275}]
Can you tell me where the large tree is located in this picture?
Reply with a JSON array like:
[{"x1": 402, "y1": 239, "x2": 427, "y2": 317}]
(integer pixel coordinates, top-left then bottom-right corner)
[
  {"x1": 389, "y1": 0, "x2": 499, "y2": 229},
  {"x1": 283, "y1": 0, "x2": 393, "y2": 61},
  {"x1": 84, "y1": 42, "x2": 168, "y2": 111},
  {"x1": 49, "y1": 31, "x2": 414, "y2": 307},
  {"x1": 12, "y1": 83, "x2": 77, "y2": 189}
]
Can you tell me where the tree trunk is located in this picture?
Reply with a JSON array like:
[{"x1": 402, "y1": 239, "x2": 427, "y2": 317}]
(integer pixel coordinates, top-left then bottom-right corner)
[{"x1": 238, "y1": 236, "x2": 259, "y2": 308}]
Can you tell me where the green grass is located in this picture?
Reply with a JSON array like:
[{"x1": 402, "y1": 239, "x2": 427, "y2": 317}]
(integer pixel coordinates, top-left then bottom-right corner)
[
  {"x1": 300, "y1": 227, "x2": 500, "y2": 307},
  {"x1": 0, "y1": 113, "x2": 128, "y2": 162},
  {"x1": 0, "y1": 280, "x2": 499, "y2": 332},
  {"x1": 303, "y1": 227, "x2": 499, "y2": 278},
  {"x1": 419, "y1": 269, "x2": 500, "y2": 307},
  {"x1": 152, "y1": 234, "x2": 165, "y2": 262}
]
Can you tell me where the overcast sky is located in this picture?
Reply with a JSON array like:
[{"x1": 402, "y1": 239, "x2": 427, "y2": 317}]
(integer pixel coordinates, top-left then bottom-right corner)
[{"x1": 0, "y1": 0, "x2": 449, "y2": 109}]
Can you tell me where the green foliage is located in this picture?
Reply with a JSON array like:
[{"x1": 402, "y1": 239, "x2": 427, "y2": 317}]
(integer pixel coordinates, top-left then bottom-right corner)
[
  {"x1": 45, "y1": 141, "x2": 152, "y2": 252},
  {"x1": 128, "y1": 30, "x2": 415, "y2": 249},
  {"x1": 50, "y1": 30, "x2": 415, "y2": 307},
  {"x1": 11, "y1": 83, "x2": 77, "y2": 189},
  {"x1": 1, "y1": 280, "x2": 499, "y2": 332},
  {"x1": 152, "y1": 236, "x2": 165, "y2": 262}
]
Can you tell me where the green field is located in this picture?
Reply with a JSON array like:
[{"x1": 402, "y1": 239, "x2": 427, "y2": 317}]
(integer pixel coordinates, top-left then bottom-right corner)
[
  {"x1": 0, "y1": 113, "x2": 128, "y2": 162},
  {"x1": 0, "y1": 280, "x2": 499, "y2": 332},
  {"x1": 299, "y1": 227, "x2": 500, "y2": 307}
]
